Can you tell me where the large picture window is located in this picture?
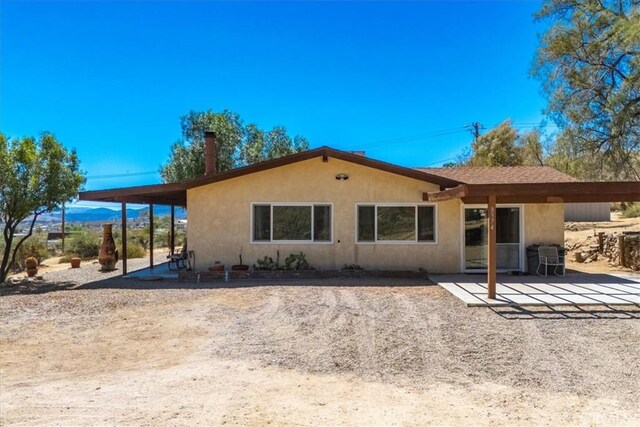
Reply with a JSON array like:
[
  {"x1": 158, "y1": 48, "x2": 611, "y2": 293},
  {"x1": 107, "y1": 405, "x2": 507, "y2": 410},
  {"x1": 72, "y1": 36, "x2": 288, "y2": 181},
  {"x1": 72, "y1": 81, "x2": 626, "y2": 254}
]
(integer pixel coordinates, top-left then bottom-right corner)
[
  {"x1": 252, "y1": 204, "x2": 332, "y2": 243},
  {"x1": 357, "y1": 204, "x2": 436, "y2": 243}
]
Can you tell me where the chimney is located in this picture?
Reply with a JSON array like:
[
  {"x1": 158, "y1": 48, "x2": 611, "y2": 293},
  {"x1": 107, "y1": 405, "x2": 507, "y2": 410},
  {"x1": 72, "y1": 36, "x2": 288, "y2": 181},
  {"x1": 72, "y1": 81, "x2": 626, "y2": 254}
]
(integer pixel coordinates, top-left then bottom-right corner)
[{"x1": 204, "y1": 131, "x2": 217, "y2": 175}]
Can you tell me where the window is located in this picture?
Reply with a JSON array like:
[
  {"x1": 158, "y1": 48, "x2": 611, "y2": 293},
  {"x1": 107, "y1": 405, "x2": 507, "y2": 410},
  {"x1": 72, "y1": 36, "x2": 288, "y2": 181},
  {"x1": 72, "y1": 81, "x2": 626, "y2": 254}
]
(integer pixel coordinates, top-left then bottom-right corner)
[
  {"x1": 252, "y1": 204, "x2": 332, "y2": 242},
  {"x1": 357, "y1": 205, "x2": 436, "y2": 243}
]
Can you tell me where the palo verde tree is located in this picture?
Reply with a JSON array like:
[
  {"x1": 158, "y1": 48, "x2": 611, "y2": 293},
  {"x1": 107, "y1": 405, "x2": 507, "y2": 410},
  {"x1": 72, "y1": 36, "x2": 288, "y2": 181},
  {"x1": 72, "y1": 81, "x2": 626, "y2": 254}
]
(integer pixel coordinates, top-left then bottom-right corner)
[
  {"x1": 160, "y1": 110, "x2": 309, "y2": 183},
  {"x1": 533, "y1": 0, "x2": 640, "y2": 180},
  {"x1": 0, "y1": 132, "x2": 85, "y2": 283}
]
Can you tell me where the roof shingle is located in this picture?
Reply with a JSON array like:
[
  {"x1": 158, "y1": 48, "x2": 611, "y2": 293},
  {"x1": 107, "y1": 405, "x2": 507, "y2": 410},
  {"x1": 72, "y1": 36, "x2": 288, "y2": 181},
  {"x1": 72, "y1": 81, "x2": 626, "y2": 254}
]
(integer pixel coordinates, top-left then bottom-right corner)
[{"x1": 415, "y1": 166, "x2": 578, "y2": 185}]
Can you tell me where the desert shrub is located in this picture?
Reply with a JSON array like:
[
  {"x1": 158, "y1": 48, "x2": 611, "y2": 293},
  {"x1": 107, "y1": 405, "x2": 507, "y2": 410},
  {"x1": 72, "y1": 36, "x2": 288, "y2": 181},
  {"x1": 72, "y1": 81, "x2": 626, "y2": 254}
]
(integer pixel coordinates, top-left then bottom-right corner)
[
  {"x1": 129, "y1": 229, "x2": 150, "y2": 250},
  {"x1": 16, "y1": 235, "x2": 50, "y2": 267},
  {"x1": 284, "y1": 252, "x2": 311, "y2": 270},
  {"x1": 621, "y1": 203, "x2": 640, "y2": 218},
  {"x1": 124, "y1": 242, "x2": 146, "y2": 259},
  {"x1": 65, "y1": 230, "x2": 100, "y2": 259}
]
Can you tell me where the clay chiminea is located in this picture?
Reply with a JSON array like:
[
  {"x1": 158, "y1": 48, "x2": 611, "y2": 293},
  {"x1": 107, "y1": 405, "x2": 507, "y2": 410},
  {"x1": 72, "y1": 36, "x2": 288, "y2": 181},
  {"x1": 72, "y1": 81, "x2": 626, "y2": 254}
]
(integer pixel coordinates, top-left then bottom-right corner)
[{"x1": 98, "y1": 224, "x2": 118, "y2": 272}]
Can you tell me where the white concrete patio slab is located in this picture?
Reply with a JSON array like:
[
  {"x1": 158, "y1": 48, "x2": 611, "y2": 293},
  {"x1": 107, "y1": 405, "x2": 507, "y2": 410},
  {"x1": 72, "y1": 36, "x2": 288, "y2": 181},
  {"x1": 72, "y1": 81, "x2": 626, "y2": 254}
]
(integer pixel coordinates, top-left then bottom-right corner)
[
  {"x1": 125, "y1": 262, "x2": 179, "y2": 280},
  {"x1": 432, "y1": 272, "x2": 640, "y2": 307}
]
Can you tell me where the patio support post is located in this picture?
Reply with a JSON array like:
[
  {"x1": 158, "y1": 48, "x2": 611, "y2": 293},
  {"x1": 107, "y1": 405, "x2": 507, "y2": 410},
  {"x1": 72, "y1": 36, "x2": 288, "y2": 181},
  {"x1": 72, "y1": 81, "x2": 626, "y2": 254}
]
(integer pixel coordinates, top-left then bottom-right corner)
[
  {"x1": 149, "y1": 204, "x2": 154, "y2": 269},
  {"x1": 121, "y1": 201, "x2": 128, "y2": 276},
  {"x1": 170, "y1": 205, "x2": 175, "y2": 254},
  {"x1": 487, "y1": 195, "x2": 497, "y2": 299}
]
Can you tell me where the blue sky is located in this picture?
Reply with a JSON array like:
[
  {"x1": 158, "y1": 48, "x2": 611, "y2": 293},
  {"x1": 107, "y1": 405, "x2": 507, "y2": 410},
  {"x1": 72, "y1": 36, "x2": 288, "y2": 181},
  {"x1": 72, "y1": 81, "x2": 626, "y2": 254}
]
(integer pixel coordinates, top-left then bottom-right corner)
[{"x1": 2, "y1": 0, "x2": 549, "y2": 199}]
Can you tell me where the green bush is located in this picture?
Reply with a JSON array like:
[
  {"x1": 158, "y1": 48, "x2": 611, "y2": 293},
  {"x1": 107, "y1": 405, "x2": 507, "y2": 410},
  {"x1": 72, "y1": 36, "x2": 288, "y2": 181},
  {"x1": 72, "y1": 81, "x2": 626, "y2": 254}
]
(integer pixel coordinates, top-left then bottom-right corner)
[
  {"x1": 621, "y1": 202, "x2": 640, "y2": 218},
  {"x1": 124, "y1": 242, "x2": 146, "y2": 259},
  {"x1": 65, "y1": 230, "x2": 100, "y2": 259},
  {"x1": 17, "y1": 235, "x2": 50, "y2": 267}
]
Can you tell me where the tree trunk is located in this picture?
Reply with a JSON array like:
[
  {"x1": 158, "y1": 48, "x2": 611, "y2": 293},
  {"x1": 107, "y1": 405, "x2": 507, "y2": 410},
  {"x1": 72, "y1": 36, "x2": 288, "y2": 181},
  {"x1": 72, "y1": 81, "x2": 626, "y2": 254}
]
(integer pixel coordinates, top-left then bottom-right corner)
[
  {"x1": 0, "y1": 215, "x2": 39, "y2": 283},
  {"x1": 0, "y1": 222, "x2": 16, "y2": 283}
]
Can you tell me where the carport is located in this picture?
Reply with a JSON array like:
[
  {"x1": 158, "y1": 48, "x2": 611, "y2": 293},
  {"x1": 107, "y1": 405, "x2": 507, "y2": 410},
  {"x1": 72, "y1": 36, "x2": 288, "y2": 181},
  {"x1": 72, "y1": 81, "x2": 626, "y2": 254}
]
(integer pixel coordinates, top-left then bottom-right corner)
[{"x1": 424, "y1": 181, "x2": 640, "y2": 299}]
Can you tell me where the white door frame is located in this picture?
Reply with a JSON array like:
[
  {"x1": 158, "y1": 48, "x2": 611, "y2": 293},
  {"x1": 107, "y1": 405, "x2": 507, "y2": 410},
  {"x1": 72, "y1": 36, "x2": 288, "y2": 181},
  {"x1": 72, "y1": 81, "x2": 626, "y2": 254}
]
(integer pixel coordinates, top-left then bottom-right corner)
[{"x1": 460, "y1": 204, "x2": 525, "y2": 273}]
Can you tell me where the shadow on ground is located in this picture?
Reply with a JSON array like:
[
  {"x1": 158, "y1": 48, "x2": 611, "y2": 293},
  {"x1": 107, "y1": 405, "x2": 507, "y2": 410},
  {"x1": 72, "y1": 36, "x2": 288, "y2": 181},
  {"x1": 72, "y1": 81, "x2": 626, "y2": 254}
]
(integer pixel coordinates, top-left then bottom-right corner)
[{"x1": 491, "y1": 304, "x2": 640, "y2": 320}]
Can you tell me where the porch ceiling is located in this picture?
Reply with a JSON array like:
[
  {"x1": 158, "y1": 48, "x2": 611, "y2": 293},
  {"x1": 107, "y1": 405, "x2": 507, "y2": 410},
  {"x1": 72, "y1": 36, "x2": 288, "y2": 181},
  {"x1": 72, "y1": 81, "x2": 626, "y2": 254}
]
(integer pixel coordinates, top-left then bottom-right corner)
[{"x1": 78, "y1": 185, "x2": 187, "y2": 206}]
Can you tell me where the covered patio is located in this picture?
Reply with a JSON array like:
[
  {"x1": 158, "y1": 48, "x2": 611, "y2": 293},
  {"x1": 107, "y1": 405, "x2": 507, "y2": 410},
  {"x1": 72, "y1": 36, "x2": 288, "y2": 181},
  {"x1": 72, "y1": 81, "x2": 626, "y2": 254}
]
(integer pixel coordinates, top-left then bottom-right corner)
[
  {"x1": 424, "y1": 181, "x2": 640, "y2": 299},
  {"x1": 433, "y1": 272, "x2": 640, "y2": 307}
]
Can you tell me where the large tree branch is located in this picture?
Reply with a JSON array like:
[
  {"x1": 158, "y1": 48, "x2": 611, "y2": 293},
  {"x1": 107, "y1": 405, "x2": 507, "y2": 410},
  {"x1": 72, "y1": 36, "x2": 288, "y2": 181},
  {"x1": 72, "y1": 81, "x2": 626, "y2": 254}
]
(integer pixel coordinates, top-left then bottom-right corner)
[{"x1": 6, "y1": 214, "x2": 40, "y2": 275}]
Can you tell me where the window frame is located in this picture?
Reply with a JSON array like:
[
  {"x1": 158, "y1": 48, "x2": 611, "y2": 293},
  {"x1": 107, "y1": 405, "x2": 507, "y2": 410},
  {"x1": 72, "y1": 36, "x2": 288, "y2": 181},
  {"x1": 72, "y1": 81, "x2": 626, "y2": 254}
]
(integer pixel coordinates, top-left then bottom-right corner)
[
  {"x1": 355, "y1": 203, "x2": 438, "y2": 245},
  {"x1": 250, "y1": 202, "x2": 334, "y2": 244}
]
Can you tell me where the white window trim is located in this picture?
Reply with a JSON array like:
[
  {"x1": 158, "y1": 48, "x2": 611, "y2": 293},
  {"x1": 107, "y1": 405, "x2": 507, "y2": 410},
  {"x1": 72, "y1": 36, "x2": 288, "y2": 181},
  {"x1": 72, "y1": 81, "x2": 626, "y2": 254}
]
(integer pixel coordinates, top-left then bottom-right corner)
[
  {"x1": 355, "y1": 203, "x2": 438, "y2": 245},
  {"x1": 459, "y1": 204, "x2": 525, "y2": 273},
  {"x1": 250, "y1": 202, "x2": 334, "y2": 244}
]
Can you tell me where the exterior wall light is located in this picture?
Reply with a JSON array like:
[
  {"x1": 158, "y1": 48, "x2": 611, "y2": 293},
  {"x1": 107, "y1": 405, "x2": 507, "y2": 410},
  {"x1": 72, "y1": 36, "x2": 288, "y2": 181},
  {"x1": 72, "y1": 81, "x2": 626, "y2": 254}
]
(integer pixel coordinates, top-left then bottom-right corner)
[{"x1": 335, "y1": 173, "x2": 349, "y2": 181}]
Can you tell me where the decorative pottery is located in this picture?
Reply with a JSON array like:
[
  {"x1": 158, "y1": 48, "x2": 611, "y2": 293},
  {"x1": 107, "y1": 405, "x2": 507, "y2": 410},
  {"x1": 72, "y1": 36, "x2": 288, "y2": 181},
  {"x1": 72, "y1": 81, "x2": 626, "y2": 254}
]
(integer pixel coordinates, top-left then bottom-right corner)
[
  {"x1": 98, "y1": 224, "x2": 118, "y2": 271},
  {"x1": 25, "y1": 257, "x2": 38, "y2": 277},
  {"x1": 70, "y1": 257, "x2": 81, "y2": 268}
]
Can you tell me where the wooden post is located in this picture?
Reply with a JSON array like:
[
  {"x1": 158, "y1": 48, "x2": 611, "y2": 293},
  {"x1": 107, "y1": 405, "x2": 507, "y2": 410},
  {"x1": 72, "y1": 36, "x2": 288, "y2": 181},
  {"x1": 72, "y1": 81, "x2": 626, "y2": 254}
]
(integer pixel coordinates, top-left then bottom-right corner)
[
  {"x1": 149, "y1": 204, "x2": 154, "y2": 269},
  {"x1": 61, "y1": 203, "x2": 66, "y2": 253},
  {"x1": 598, "y1": 232, "x2": 605, "y2": 253},
  {"x1": 121, "y1": 201, "x2": 128, "y2": 276},
  {"x1": 170, "y1": 205, "x2": 175, "y2": 254},
  {"x1": 487, "y1": 195, "x2": 497, "y2": 299},
  {"x1": 618, "y1": 235, "x2": 626, "y2": 267}
]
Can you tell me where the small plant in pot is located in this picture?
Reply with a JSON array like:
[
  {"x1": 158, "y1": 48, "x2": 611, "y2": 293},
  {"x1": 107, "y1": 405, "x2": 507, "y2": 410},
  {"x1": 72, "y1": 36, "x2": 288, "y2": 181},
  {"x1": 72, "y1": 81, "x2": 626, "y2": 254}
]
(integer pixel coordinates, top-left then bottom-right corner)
[
  {"x1": 209, "y1": 261, "x2": 224, "y2": 272},
  {"x1": 25, "y1": 257, "x2": 38, "y2": 277},
  {"x1": 232, "y1": 247, "x2": 250, "y2": 271}
]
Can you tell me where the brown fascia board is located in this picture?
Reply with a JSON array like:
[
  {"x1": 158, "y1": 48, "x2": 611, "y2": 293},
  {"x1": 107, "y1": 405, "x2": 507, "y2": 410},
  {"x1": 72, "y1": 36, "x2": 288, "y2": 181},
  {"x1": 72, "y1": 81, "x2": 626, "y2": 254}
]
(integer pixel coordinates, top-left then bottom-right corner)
[
  {"x1": 78, "y1": 182, "x2": 187, "y2": 202},
  {"x1": 79, "y1": 146, "x2": 462, "y2": 203},
  {"x1": 423, "y1": 181, "x2": 640, "y2": 204},
  {"x1": 423, "y1": 184, "x2": 467, "y2": 201},
  {"x1": 464, "y1": 182, "x2": 640, "y2": 198}
]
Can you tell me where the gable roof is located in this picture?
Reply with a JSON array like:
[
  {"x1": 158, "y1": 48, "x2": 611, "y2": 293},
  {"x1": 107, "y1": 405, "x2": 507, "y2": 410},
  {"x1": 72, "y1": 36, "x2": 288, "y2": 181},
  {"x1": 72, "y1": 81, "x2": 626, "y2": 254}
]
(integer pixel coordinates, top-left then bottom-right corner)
[
  {"x1": 78, "y1": 146, "x2": 462, "y2": 206},
  {"x1": 78, "y1": 145, "x2": 638, "y2": 206},
  {"x1": 415, "y1": 166, "x2": 578, "y2": 184}
]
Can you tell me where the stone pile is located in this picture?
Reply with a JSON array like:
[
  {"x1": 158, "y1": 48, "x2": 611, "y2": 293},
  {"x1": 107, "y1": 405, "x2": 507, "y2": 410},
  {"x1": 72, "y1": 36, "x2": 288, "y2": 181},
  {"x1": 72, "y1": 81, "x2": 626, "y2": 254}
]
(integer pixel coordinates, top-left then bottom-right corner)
[
  {"x1": 601, "y1": 233, "x2": 640, "y2": 271},
  {"x1": 574, "y1": 247, "x2": 599, "y2": 263}
]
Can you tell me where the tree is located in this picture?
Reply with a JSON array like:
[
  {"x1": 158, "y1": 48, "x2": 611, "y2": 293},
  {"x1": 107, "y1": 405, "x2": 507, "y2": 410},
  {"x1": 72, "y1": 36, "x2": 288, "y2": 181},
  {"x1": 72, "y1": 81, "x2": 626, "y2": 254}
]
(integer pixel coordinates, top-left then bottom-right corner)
[
  {"x1": 0, "y1": 132, "x2": 85, "y2": 283},
  {"x1": 160, "y1": 110, "x2": 310, "y2": 182},
  {"x1": 533, "y1": 0, "x2": 640, "y2": 180},
  {"x1": 463, "y1": 120, "x2": 545, "y2": 167}
]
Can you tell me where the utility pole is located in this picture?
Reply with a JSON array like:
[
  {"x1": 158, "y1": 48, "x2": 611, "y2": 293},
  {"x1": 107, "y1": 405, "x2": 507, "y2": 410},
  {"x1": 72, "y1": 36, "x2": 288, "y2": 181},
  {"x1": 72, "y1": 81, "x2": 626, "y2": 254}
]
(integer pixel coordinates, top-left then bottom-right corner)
[
  {"x1": 61, "y1": 203, "x2": 66, "y2": 253},
  {"x1": 465, "y1": 122, "x2": 484, "y2": 143}
]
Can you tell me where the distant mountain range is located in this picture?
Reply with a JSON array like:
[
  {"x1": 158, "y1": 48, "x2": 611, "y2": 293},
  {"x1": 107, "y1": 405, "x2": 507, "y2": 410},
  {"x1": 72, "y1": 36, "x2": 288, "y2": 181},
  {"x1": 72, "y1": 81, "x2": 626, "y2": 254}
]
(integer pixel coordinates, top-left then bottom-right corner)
[{"x1": 38, "y1": 206, "x2": 187, "y2": 223}]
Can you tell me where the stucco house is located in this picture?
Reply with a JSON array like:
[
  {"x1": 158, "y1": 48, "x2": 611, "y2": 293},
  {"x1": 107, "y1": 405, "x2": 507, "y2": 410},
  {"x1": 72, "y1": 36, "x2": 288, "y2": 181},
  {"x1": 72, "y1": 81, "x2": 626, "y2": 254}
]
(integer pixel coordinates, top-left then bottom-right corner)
[{"x1": 79, "y1": 132, "x2": 639, "y2": 297}]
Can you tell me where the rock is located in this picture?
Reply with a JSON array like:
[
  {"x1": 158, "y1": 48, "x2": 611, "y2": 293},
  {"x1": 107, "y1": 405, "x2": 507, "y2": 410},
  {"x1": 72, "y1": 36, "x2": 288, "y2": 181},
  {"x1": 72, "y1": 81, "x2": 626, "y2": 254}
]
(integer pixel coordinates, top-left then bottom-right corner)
[{"x1": 575, "y1": 252, "x2": 584, "y2": 263}]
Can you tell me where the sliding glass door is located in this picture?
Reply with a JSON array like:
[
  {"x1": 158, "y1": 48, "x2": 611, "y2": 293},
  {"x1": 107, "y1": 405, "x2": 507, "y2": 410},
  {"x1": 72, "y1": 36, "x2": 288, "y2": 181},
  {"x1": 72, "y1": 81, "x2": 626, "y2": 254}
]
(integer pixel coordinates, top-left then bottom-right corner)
[{"x1": 463, "y1": 206, "x2": 522, "y2": 272}]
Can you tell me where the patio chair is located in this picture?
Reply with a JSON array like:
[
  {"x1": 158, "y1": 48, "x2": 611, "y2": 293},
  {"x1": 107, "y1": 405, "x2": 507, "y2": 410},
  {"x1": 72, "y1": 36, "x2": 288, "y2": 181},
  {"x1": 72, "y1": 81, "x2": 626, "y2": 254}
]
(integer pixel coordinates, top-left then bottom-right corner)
[
  {"x1": 537, "y1": 245, "x2": 565, "y2": 277},
  {"x1": 167, "y1": 239, "x2": 188, "y2": 271}
]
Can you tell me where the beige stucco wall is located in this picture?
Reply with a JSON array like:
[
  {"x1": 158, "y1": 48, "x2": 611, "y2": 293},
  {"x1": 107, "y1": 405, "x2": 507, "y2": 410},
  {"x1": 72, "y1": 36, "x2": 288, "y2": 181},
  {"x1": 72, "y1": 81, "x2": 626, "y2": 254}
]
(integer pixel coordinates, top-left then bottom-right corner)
[
  {"x1": 523, "y1": 203, "x2": 565, "y2": 247},
  {"x1": 187, "y1": 157, "x2": 462, "y2": 273},
  {"x1": 187, "y1": 157, "x2": 566, "y2": 273}
]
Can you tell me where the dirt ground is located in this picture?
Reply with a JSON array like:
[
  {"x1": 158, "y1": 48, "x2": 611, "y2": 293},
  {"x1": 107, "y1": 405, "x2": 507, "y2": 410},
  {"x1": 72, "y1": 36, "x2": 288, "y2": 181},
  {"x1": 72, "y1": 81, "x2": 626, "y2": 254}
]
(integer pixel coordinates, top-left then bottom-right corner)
[
  {"x1": 565, "y1": 212, "x2": 640, "y2": 274},
  {"x1": 1, "y1": 277, "x2": 639, "y2": 426}
]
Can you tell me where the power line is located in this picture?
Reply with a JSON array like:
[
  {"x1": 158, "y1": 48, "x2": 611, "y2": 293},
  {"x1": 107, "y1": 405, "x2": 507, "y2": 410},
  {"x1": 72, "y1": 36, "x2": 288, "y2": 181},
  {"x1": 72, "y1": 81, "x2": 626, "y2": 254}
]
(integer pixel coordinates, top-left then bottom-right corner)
[
  {"x1": 86, "y1": 171, "x2": 158, "y2": 180},
  {"x1": 464, "y1": 122, "x2": 485, "y2": 142},
  {"x1": 344, "y1": 127, "x2": 468, "y2": 151}
]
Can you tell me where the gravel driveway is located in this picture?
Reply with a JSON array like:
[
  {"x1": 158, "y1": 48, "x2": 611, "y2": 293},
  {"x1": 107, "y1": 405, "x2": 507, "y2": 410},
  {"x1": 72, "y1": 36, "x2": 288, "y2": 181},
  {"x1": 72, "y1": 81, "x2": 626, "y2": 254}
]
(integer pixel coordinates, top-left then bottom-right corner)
[{"x1": 1, "y1": 274, "x2": 639, "y2": 425}]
